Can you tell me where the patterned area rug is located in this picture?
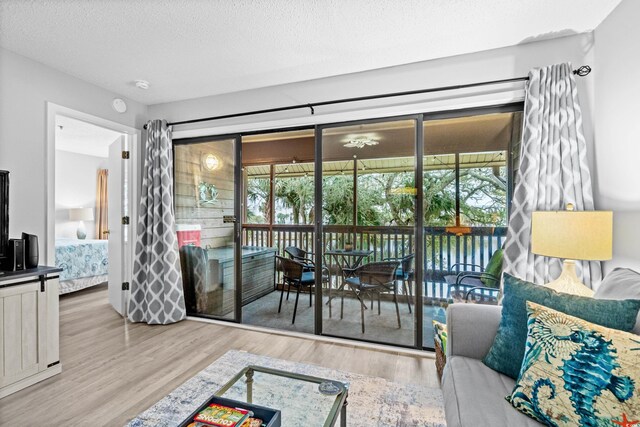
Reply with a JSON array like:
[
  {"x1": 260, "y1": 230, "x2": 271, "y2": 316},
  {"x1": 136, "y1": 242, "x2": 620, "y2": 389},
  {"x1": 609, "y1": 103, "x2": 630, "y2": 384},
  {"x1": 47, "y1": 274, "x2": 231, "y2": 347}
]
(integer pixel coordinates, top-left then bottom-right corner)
[{"x1": 127, "y1": 350, "x2": 445, "y2": 427}]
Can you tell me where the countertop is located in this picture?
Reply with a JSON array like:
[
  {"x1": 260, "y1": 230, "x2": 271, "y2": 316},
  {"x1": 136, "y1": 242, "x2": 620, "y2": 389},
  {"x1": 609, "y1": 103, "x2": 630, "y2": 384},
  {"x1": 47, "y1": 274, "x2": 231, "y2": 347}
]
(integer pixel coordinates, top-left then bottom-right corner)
[
  {"x1": 0, "y1": 266, "x2": 63, "y2": 286},
  {"x1": 206, "y1": 246, "x2": 277, "y2": 264}
]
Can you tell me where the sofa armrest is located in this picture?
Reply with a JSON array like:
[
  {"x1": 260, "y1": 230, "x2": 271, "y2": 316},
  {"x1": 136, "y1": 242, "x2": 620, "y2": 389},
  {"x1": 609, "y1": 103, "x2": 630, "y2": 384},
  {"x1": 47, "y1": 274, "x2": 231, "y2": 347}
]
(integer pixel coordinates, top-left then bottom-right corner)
[{"x1": 446, "y1": 303, "x2": 502, "y2": 360}]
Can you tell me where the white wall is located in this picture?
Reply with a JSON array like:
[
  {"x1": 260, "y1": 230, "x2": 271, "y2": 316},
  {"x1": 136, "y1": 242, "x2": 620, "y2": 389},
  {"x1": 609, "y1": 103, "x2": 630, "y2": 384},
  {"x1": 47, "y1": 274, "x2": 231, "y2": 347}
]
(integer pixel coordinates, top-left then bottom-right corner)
[
  {"x1": 54, "y1": 150, "x2": 106, "y2": 240},
  {"x1": 593, "y1": 0, "x2": 640, "y2": 272},
  {"x1": 150, "y1": 33, "x2": 595, "y2": 169},
  {"x1": 0, "y1": 47, "x2": 146, "y2": 257}
]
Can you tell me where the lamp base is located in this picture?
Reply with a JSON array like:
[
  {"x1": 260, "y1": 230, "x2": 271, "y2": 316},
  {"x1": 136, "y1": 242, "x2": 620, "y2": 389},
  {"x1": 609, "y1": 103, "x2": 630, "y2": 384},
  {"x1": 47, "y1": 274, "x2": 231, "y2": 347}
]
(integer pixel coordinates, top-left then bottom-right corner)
[
  {"x1": 76, "y1": 221, "x2": 87, "y2": 240},
  {"x1": 544, "y1": 259, "x2": 594, "y2": 297}
]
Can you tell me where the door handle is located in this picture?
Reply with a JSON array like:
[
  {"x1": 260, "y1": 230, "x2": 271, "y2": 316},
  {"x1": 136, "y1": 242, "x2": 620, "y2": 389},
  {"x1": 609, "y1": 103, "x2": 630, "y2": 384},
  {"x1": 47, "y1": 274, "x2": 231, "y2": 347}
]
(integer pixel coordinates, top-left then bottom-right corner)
[{"x1": 103, "y1": 230, "x2": 111, "y2": 236}]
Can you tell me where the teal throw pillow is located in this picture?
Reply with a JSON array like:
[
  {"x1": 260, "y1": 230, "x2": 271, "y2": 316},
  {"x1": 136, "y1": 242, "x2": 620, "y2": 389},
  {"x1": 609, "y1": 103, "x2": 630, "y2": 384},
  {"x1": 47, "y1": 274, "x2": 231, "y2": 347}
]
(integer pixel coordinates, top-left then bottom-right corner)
[
  {"x1": 483, "y1": 273, "x2": 640, "y2": 379},
  {"x1": 481, "y1": 249, "x2": 503, "y2": 286}
]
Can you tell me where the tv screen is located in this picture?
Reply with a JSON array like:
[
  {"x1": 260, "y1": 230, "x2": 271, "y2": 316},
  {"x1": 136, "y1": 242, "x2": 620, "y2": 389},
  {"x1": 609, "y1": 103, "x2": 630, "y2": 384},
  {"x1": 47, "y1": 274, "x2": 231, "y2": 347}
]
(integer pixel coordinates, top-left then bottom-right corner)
[{"x1": 0, "y1": 170, "x2": 8, "y2": 259}]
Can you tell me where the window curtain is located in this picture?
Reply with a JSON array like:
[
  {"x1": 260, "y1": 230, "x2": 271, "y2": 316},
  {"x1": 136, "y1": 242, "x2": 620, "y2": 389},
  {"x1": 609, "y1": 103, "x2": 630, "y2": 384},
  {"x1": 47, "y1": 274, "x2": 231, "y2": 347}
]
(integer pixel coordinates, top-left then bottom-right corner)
[
  {"x1": 503, "y1": 63, "x2": 602, "y2": 288},
  {"x1": 95, "y1": 169, "x2": 109, "y2": 240},
  {"x1": 128, "y1": 120, "x2": 186, "y2": 324}
]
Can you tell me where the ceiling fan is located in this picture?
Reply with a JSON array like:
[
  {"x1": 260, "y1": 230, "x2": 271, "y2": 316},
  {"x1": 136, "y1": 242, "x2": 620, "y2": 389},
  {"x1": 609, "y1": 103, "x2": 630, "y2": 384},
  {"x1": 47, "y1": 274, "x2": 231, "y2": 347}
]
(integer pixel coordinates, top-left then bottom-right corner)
[{"x1": 343, "y1": 137, "x2": 380, "y2": 149}]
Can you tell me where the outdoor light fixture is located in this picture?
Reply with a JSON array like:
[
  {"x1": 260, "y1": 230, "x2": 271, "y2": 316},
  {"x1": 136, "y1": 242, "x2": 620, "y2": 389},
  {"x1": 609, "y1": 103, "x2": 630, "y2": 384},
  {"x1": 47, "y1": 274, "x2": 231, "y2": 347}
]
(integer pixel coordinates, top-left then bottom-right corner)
[
  {"x1": 343, "y1": 137, "x2": 379, "y2": 149},
  {"x1": 202, "y1": 153, "x2": 221, "y2": 171},
  {"x1": 531, "y1": 204, "x2": 613, "y2": 297}
]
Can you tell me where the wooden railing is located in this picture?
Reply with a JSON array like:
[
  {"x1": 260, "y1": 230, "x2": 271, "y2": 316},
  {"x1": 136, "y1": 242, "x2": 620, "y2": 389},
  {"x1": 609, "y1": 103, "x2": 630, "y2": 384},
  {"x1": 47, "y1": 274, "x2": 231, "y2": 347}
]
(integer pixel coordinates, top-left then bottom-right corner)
[{"x1": 243, "y1": 223, "x2": 506, "y2": 300}]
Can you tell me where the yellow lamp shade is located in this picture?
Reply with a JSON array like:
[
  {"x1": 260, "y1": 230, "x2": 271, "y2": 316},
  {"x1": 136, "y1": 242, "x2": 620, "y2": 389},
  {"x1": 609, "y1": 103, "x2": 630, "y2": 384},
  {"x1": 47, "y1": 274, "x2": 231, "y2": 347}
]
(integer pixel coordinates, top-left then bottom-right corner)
[{"x1": 531, "y1": 210, "x2": 613, "y2": 261}]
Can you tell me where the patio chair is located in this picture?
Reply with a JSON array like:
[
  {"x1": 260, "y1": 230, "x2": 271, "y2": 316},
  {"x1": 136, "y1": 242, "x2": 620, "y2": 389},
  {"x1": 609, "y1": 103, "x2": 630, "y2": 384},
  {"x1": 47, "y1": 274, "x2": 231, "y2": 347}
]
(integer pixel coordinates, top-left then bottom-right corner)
[
  {"x1": 444, "y1": 248, "x2": 503, "y2": 305},
  {"x1": 384, "y1": 253, "x2": 415, "y2": 313},
  {"x1": 276, "y1": 255, "x2": 329, "y2": 324},
  {"x1": 343, "y1": 260, "x2": 402, "y2": 334},
  {"x1": 284, "y1": 246, "x2": 315, "y2": 271}
]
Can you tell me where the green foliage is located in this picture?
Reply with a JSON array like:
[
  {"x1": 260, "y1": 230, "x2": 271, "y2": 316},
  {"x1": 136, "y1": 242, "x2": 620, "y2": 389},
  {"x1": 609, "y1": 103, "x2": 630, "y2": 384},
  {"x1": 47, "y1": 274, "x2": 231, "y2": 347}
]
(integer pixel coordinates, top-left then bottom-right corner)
[{"x1": 247, "y1": 165, "x2": 507, "y2": 227}]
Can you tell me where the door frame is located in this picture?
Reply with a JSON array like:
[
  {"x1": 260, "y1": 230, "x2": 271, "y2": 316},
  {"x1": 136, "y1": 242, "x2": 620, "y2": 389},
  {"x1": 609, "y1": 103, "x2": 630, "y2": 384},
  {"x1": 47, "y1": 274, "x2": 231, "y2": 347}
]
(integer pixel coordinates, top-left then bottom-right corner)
[
  {"x1": 172, "y1": 134, "x2": 243, "y2": 323},
  {"x1": 314, "y1": 113, "x2": 424, "y2": 347},
  {"x1": 45, "y1": 103, "x2": 140, "y2": 300}
]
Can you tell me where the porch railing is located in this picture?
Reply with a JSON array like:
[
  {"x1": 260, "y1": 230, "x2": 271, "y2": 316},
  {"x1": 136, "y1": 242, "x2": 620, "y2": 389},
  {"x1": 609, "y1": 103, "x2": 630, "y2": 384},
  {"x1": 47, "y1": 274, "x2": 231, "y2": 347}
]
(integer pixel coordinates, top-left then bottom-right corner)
[{"x1": 243, "y1": 224, "x2": 506, "y2": 300}]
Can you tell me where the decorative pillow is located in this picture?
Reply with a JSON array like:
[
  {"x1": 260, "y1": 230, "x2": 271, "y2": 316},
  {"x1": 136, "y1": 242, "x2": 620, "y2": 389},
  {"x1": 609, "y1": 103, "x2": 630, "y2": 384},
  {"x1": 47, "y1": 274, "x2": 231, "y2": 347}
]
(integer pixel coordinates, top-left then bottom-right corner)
[
  {"x1": 595, "y1": 268, "x2": 640, "y2": 300},
  {"x1": 433, "y1": 320, "x2": 447, "y2": 353},
  {"x1": 481, "y1": 248, "x2": 503, "y2": 286},
  {"x1": 483, "y1": 273, "x2": 640, "y2": 379},
  {"x1": 508, "y1": 302, "x2": 640, "y2": 426}
]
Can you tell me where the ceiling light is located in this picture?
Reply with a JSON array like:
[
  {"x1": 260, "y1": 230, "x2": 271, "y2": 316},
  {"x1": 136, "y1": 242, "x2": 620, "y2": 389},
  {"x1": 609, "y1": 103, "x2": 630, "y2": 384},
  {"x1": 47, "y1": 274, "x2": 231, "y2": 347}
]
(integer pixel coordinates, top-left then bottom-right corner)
[
  {"x1": 135, "y1": 80, "x2": 150, "y2": 90},
  {"x1": 202, "y1": 153, "x2": 220, "y2": 171},
  {"x1": 343, "y1": 137, "x2": 379, "y2": 149}
]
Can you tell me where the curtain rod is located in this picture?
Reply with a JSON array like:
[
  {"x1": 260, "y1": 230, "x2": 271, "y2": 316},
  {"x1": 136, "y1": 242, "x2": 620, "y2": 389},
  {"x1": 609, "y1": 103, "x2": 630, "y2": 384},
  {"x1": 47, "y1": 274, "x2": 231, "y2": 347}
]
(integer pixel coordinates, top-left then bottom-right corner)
[{"x1": 144, "y1": 65, "x2": 591, "y2": 130}]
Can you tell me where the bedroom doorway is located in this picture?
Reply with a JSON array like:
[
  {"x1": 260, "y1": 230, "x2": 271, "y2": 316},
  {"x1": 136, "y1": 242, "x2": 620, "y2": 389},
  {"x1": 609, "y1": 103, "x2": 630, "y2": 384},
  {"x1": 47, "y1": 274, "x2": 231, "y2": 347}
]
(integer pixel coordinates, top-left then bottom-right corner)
[{"x1": 47, "y1": 104, "x2": 140, "y2": 318}]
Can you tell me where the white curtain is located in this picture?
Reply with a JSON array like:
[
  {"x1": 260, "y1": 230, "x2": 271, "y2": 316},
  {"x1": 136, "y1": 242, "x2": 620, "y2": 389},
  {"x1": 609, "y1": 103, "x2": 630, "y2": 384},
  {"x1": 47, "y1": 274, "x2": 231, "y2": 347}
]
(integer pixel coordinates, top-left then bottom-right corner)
[
  {"x1": 128, "y1": 120, "x2": 186, "y2": 324},
  {"x1": 503, "y1": 63, "x2": 602, "y2": 288}
]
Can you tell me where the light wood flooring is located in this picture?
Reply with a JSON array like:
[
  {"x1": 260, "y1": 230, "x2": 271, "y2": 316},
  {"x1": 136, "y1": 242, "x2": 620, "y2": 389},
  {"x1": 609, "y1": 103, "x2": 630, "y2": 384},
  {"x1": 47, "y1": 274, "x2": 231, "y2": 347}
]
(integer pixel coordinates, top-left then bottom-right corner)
[{"x1": 0, "y1": 285, "x2": 438, "y2": 426}]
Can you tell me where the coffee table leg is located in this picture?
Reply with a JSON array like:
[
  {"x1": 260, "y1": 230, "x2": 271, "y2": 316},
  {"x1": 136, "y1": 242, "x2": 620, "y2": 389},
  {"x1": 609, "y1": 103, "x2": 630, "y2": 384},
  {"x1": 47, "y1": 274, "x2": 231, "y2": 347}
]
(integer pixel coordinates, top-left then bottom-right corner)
[
  {"x1": 340, "y1": 398, "x2": 348, "y2": 427},
  {"x1": 245, "y1": 368, "x2": 254, "y2": 403}
]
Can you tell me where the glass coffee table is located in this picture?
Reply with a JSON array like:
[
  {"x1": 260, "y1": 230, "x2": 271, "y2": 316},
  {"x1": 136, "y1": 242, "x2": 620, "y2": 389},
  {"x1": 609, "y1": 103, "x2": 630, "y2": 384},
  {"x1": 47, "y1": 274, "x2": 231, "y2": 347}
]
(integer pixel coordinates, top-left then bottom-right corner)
[{"x1": 214, "y1": 365, "x2": 349, "y2": 427}]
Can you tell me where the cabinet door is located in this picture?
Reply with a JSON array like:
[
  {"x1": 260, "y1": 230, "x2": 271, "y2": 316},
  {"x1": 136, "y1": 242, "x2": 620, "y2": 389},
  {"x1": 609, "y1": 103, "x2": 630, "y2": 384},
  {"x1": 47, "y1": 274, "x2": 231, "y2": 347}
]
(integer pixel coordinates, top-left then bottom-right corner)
[
  {"x1": 0, "y1": 282, "x2": 40, "y2": 387},
  {"x1": 45, "y1": 278, "x2": 60, "y2": 366}
]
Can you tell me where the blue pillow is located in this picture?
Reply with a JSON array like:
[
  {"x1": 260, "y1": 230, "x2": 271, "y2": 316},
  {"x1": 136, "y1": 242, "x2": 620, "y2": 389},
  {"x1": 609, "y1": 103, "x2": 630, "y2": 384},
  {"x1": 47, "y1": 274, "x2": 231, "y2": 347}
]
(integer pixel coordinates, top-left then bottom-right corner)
[{"x1": 483, "y1": 273, "x2": 640, "y2": 379}]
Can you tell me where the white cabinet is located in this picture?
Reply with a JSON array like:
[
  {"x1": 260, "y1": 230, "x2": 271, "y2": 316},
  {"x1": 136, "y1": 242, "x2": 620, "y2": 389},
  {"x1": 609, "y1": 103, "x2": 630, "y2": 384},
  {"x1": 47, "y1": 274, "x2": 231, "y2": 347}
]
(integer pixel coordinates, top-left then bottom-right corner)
[{"x1": 0, "y1": 273, "x2": 61, "y2": 398}]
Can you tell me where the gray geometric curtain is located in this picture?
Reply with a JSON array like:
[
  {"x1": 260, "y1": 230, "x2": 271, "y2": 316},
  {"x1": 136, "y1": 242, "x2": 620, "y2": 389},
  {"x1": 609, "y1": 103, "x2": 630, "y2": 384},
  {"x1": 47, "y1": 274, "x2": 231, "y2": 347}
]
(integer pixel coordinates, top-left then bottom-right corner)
[
  {"x1": 128, "y1": 120, "x2": 186, "y2": 324},
  {"x1": 503, "y1": 63, "x2": 602, "y2": 288}
]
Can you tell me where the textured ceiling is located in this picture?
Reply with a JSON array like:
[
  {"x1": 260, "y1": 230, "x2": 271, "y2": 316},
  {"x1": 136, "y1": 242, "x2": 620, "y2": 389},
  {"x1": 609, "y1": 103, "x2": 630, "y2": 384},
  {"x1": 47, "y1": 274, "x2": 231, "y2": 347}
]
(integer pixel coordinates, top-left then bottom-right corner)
[
  {"x1": 0, "y1": 0, "x2": 621, "y2": 105},
  {"x1": 56, "y1": 116, "x2": 122, "y2": 158}
]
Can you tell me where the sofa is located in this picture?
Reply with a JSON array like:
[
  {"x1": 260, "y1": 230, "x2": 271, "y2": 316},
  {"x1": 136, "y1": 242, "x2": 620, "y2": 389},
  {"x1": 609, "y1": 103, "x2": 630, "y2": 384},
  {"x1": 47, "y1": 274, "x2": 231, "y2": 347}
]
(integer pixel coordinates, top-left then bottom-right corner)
[{"x1": 441, "y1": 268, "x2": 640, "y2": 426}]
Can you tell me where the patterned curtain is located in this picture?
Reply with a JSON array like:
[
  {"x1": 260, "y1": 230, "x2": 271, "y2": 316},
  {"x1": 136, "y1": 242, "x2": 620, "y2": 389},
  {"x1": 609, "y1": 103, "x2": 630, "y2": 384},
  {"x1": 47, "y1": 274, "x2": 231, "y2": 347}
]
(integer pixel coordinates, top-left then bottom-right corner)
[
  {"x1": 95, "y1": 169, "x2": 109, "y2": 240},
  {"x1": 503, "y1": 63, "x2": 602, "y2": 288},
  {"x1": 128, "y1": 120, "x2": 186, "y2": 324}
]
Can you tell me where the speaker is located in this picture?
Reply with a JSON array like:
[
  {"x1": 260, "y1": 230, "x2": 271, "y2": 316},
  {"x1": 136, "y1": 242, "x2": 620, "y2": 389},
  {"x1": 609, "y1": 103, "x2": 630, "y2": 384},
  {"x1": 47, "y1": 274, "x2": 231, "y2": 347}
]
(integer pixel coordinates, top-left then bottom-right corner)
[
  {"x1": 22, "y1": 232, "x2": 38, "y2": 269},
  {"x1": 4, "y1": 238, "x2": 24, "y2": 271}
]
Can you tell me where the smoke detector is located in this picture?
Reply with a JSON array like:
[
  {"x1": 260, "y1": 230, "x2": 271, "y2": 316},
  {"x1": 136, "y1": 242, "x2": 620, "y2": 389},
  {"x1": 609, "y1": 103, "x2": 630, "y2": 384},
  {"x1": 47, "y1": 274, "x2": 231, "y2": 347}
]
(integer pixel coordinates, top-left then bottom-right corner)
[{"x1": 135, "y1": 80, "x2": 150, "y2": 90}]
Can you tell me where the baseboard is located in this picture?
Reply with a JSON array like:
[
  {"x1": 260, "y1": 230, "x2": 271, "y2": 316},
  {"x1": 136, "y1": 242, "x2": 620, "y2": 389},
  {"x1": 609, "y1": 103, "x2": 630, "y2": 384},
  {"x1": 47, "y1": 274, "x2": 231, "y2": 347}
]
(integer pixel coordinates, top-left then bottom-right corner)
[
  {"x1": 0, "y1": 364, "x2": 62, "y2": 399},
  {"x1": 185, "y1": 315, "x2": 436, "y2": 359}
]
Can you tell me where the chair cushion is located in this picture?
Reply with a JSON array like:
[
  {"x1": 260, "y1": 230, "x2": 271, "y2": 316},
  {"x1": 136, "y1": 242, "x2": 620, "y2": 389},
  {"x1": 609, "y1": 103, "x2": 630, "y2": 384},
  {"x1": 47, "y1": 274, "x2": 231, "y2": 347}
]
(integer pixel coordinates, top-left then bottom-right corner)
[
  {"x1": 442, "y1": 356, "x2": 541, "y2": 427},
  {"x1": 482, "y1": 249, "x2": 503, "y2": 285},
  {"x1": 483, "y1": 273, "x2": 640, "y2": 379},
  {"x1": 507, "y1": 302, "x2": 640, "y2": 425},
  {"x1": 595, "y1": 267, "x2": 640, "y2": 300},
  {"x1": 300, "y1": 271, "x2": 315, "y2": 284}
]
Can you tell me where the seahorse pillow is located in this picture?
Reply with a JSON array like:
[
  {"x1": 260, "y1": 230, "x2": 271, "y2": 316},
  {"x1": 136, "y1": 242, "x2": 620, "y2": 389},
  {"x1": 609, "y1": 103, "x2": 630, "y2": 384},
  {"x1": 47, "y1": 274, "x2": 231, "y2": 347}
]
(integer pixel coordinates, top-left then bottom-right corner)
[{"x1": 508, "y1": 302, "x2": 640, "y2": 426}]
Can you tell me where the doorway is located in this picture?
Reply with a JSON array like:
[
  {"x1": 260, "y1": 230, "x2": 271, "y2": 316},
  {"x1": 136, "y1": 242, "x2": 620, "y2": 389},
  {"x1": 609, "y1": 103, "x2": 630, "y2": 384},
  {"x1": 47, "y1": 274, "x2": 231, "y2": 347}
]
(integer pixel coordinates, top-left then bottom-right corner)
[{"x1": 47, "y1": 104, "x2": 139, "y2": 318}]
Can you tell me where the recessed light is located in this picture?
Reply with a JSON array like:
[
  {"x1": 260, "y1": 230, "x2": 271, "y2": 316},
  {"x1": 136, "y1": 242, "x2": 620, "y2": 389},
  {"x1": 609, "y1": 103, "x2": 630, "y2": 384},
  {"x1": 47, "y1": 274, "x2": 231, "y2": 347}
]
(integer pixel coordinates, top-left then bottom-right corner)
[{"x1": 135, "y1": 80, "x2": 150, "y2": 90}]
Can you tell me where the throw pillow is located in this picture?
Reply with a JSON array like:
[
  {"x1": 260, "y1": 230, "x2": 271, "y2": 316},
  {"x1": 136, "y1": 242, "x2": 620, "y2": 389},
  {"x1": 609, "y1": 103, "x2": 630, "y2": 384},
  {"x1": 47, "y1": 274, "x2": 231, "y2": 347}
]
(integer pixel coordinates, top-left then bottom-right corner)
[
  {"x1": 595, "y1": 268, "x2": 640, "y2": 300},
  {"x1": 483, "y1": 273, "x2": 640, "y2": 379},
  {"x1": 508, "y1": 302, "x2": 640, "y2": 426},
  {"x1": 481, "y1": 248, "x2": 503, "y2": 286}
]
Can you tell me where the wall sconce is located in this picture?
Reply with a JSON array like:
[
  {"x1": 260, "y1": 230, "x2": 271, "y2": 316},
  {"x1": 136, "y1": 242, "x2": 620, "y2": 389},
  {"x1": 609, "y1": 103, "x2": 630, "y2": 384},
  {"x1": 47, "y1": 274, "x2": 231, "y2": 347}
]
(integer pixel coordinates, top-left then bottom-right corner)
[{"x1": 202, "y1": 153, "x2": 221, "y2": 171}]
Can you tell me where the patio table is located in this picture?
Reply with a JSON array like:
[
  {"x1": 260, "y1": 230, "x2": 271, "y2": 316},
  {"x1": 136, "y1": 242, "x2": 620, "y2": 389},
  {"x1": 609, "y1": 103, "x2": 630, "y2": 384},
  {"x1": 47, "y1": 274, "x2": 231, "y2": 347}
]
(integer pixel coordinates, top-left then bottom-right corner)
[{"x1": 324, "y1": 249, "x2": 373, "y2": 312}]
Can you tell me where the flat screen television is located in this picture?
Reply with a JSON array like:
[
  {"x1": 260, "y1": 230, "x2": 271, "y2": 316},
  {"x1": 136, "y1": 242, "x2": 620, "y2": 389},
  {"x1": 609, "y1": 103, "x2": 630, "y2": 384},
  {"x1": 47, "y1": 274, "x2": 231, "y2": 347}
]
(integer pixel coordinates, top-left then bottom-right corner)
[{"x1": 0, "y1": 170, "x2": 8, "y2": 261}]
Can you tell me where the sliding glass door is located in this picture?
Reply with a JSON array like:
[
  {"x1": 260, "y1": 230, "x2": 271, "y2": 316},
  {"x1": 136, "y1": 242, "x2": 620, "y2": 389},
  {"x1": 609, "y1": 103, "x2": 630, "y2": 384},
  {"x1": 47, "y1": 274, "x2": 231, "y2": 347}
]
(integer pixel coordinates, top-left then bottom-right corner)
[
  {"x1": 173, "y1": 136, "x2": 241, "y2": 321},
  {"x1": 316, "y1": 116, "x2": 422, "y2": 347},
  {"x1": 171, "y1": 104, "x2": 523, "y2": 351}
]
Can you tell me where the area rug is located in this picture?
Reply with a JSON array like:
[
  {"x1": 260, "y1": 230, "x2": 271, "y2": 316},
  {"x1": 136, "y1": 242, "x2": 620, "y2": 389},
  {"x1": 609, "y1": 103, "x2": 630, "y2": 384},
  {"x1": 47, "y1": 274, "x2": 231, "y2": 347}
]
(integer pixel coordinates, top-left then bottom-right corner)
[{"x1": 127, "y1": 350, "x2": 445, "y2": 426}]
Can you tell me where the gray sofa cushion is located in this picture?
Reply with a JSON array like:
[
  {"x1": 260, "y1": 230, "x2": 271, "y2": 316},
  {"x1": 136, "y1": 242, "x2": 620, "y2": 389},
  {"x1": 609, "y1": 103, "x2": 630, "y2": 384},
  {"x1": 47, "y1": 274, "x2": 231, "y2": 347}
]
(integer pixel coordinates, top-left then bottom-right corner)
[
  {"x1": 595, "y1": 268, "x2": 640, "y2": 334},
  {"x1": 595, "y1": 267, "x2": 640, "y2": 299},
  {"x1": 442, "y1": 356, "x2": 541, "y2": 427}
]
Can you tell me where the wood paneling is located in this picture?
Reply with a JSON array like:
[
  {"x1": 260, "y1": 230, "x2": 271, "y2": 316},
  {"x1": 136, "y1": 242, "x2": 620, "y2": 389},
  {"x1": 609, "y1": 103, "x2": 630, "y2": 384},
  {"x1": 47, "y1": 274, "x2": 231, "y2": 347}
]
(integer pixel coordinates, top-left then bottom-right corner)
[{"x1": 174, "y1": 140, "x2": 235, "y2": 249}]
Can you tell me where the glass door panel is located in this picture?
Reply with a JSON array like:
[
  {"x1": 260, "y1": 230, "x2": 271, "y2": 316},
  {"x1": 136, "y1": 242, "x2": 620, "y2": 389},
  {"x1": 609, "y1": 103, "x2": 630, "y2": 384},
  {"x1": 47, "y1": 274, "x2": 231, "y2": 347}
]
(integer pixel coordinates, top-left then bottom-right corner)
[
  {"x1": 422, "y1": 111, "x2": 521, "y2": 348},
  {"x1": 174, "y1": 137, "x2": 239, "y2": 320},
  {"x1": 319, "y1": 118, "x2": 418, "y2": 347}
]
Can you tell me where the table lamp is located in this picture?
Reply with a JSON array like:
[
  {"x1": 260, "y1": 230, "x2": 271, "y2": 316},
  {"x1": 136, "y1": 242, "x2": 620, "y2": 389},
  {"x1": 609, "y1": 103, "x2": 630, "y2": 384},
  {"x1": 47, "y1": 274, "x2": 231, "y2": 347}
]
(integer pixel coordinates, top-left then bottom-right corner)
[
  {"x1": 531, "y1": 205, "x2": 612, "y2": 297},
  {"x1": 69, "y1": 207, "x2": 94, "y2": 240}
]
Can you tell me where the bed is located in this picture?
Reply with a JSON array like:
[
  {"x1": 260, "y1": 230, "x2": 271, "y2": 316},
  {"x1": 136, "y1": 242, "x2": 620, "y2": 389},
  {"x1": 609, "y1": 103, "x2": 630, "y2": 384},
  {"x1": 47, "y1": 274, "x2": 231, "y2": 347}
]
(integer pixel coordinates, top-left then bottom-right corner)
[{"x1": 55, "y1": 238, "x2": 109, "y2": 294}]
